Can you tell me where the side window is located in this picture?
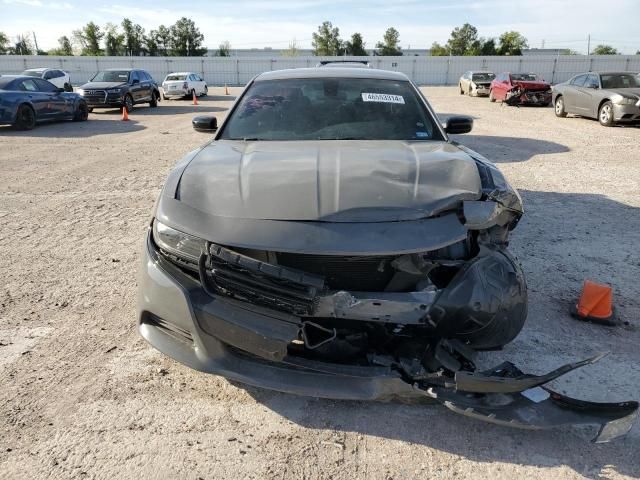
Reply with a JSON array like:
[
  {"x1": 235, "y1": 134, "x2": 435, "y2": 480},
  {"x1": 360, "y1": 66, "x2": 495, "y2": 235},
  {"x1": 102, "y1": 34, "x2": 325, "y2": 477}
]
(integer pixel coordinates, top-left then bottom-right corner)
[
  {"x1": 130, "y1": 71, "x2": 140, "y2": 83},
  {"x1": 20, "y1": 79, "x2": 39, "y2": 91},
  {"x1": 34, "y1": 79, "x2": 57, "y2": 92},
  {"x1": 43, "y1": 71, "x2": 53, "y2": 80},
  {"x1": 571, "y1": 74, "x2": 587, "y2": 87},
  {"x1": 142, "y1": 71, "x2": 151, "y2": 81},
  {"x1": 54, "y1": 70, "x2": 64, "y2": 78},
  {"x1": 585, "y1": 74, "x2": 599, "y2": 88}
]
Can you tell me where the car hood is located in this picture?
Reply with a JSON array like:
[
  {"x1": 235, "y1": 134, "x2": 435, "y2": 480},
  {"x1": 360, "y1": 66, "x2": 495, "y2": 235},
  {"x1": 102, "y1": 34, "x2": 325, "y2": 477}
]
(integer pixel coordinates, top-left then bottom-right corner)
[
  {"x1": 604, "y1": 88, "x2": 640, "y2": 99},
  {"x1": 512, "y1": 80, "x2": 550, "y2": 90},
  {"x1": 177, "y1": 140, "x2": 483, "y2": 222},
  {"x1": 79, "y1": 81, "x2": 127, "y2": 89}
]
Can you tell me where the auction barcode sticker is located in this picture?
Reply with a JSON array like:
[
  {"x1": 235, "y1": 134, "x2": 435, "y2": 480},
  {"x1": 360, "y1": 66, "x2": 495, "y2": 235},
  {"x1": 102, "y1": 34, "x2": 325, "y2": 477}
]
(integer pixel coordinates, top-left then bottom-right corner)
[{"x1": 361, "y1": 93, "x2": 405, "y2": 104}]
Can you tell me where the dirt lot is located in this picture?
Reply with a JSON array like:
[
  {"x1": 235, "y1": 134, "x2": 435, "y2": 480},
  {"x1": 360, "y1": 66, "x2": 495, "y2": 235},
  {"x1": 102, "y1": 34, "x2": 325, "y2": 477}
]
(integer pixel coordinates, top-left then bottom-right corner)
[{"x1": 1, "y1": 86, "x2": 639, "y2": 480}]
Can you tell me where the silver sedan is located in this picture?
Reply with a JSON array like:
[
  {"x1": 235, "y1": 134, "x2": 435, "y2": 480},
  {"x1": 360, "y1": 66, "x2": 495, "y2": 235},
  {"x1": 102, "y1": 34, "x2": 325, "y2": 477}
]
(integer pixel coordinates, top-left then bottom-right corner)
[{"x1": 552, "y1": 71, "x2": 640, "y2": 126}]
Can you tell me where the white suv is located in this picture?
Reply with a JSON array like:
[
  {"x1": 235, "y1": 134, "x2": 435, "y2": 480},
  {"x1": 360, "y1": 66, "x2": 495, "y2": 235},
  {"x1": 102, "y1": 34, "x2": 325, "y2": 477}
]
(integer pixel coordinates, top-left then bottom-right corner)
[
  {"x1": 161, "y1": 72, "x2": 207, "y2": 99},
  {"x1": 21, "y1": 68, "x2": 72, "y2": 91}
]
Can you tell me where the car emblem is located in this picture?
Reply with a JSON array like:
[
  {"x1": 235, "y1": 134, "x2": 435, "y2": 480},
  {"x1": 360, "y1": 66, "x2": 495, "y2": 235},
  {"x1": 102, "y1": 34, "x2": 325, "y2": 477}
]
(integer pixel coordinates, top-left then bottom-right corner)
[{"x1": 86, "y1": 90, "x2": 96, "y2": 95}]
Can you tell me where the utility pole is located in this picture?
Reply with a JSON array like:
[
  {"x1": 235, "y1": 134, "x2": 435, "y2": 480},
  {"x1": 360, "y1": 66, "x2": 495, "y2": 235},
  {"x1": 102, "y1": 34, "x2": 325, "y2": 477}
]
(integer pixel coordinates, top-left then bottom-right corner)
[
  {"x1": 587, "y1": 34, "x2": 591, "y2": 55},
  {"x1": 32, "y1": 32, "x2": 39, "y2": 54}
]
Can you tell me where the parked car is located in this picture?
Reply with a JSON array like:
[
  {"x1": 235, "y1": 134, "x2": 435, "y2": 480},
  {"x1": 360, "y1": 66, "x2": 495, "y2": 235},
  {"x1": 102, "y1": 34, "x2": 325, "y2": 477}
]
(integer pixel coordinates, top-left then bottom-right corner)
[
  {"x1": 552, "y1": 71, "x2": 640, "y2": 126},
  {"x1": 459, "y1": 71, "x2": 495, "y2": 96},
  {"x1": 137, "y1": 66, "x2": 638, "y2": 441},
  {"x1": 161, "y1": 72, "x2": 207, "y2": 100},
  {"x1": 77, "y1": 68, "x2": 160, "y2": 112},
  {"x1": 489, "y1": 72, "x2": 552, "y2": 106},
  {"x1": 21, "y1": 68, "x2": 72, "y2": 91},
  {"x1": 0, "y1": 75, "x2": 88, "y2": 130}
]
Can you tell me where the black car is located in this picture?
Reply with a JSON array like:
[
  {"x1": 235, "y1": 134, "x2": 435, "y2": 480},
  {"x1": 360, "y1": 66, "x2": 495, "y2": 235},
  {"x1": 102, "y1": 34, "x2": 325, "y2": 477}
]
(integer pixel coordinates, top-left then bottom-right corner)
[{"x1": 77, "y1": 69, "x2": 160, "y2": 112}]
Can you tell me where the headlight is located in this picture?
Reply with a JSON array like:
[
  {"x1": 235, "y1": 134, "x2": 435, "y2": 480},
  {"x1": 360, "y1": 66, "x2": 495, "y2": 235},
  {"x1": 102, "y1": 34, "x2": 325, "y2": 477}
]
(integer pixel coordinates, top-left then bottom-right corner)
[
  {"x1": 106, "y1": 88, "x2": 122, "y2": 94},
  {"x1": 617, "y1": 97, "x2": 637, "y2": 105},
  {"x1": 152, "y1": 220, "x2": 206, "y2": 263},
  {"x1": 76, "y1": 89, "x2": 84, "y2": 95}
]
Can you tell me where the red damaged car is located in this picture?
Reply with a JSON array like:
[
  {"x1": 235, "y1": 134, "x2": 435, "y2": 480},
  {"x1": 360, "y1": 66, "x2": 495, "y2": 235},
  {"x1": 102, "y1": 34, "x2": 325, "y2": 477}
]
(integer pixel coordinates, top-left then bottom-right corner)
[{"x1": 489, "y1": 72, "x2": 552, "y2": 106}]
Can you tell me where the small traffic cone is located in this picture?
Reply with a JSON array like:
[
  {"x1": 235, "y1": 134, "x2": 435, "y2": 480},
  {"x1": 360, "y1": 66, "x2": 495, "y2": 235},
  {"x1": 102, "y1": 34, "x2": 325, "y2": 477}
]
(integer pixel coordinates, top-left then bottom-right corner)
[
  {"x1": 224, "y1": 84, "x2": 229, "y2": 95},
  {"x1": 121, "y1": 106, "x2": 129, "y2": 121},
  {"x1": 192, "y1": 90, "x2": 198, "y2": 105},
  {"x1": 571, "y1": 280, "x2": 616, "y2": 325}
]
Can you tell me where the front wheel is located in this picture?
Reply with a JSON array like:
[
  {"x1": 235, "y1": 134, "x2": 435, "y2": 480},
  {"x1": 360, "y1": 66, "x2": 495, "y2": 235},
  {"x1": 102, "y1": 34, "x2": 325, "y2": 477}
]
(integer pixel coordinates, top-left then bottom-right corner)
[
  {"x1": 554, "y1": 96, "x2": 567, "y2": 117},
  {"x1": 14, "y1": 104, "x2": 36, "y2": 130},
  {"x1": 73, "y1": 101, "x2": 89, "y2": 121},
  {"x1": 459, "y1": 84, "x2": 464, "y2": 95},
  {"x1": 123, "y1": 94, "x2": 134, "y2": 113},
  {"x1": 202, "y1": 85, "x2": 208, "y2": 97},
  {"x1": 489, "y1": 89, "x2": 496, "y2": 102},
  {"x1": 599, "y1": 101, "x2": 614, "y2": 127},
  {"x1": 149, "y1": 92, "x2": 158, "y2": 108}
]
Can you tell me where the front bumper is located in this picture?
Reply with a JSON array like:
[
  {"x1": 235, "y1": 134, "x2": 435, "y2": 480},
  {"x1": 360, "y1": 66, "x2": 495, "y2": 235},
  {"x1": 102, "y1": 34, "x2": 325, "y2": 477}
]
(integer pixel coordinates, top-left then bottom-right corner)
[
  {"x1": 138, "y1": 231, "x2": 420, "y2": 401},
  {"x1": 613, "y1": 103, "x2": 640, "y2": 123}
]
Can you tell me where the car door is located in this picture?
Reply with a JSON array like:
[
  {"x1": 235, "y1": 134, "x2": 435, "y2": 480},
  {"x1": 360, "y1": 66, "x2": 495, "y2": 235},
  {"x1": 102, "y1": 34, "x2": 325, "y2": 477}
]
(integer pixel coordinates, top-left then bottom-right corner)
[
  {"x1": 129, "y1": 71, "x2": 144, "y2": 103},
  {"x1": 34, "y1": 78, "x2": 70, "y2": 118},
  {"x1": 141, "y1": 71, "x2": 154, "y2": 100},
  {"x1": 18, "y1": 78, "x2": 50, "y2": 119},
  {"x1": 563, "y1": 74, "x2": 587, "y2": 114},
  {"x1": 194, "y1": 74, "x2": 205, "y2": 94},
  {"x1": 579, "y1": 74, "x2": 601, "y2": 118}
]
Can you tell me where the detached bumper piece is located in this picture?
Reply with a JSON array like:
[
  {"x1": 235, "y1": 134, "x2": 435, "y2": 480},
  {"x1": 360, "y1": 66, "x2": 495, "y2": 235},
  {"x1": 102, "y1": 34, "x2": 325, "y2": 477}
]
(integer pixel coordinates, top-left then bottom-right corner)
[{"x1": 416, "y1": 352, "x2": 638, "y2": 443}]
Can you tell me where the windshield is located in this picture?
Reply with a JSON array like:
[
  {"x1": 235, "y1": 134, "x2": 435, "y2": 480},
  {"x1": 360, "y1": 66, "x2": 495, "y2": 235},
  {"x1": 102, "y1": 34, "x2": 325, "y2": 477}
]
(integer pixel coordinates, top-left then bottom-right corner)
[
  {"x1": 511, "y1": 73, "x2": 538, "y2": 81},
  {"x1": 220, "y1": 78, "x2": 442, "y2": 141},
  {"x1": 91, "y1": 70, "x2": 130, "y2": 82},
  {"x1": 472, "y1": 73, "x2": 495, "y2": 81},
  {"x1": 601, "y1": 74, "x2": 640, "y2": 89},
  {"x1": 166, "y1": 74, "x2": 187, "y2": 81},
  {"x1": 21, "y1": 70, "x2": 43, "y2": 78}
]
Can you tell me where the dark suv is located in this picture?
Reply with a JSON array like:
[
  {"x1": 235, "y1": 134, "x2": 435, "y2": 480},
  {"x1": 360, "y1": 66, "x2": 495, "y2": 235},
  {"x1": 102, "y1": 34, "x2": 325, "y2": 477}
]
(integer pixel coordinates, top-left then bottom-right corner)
[{"x1": 78, "y1": 68, "x2": 160, "y2": 112}]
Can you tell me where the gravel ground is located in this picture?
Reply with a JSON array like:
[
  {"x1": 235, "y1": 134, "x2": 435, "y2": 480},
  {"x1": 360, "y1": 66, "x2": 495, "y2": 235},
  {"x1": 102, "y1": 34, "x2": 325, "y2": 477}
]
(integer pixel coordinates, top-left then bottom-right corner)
[{"x1": 1, "y1": 87, "x2": 639, "y2": 480}]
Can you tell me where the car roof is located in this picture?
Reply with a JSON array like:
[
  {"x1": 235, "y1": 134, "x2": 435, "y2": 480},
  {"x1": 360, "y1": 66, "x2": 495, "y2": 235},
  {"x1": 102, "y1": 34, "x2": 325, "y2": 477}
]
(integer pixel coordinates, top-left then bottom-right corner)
[
  {"x1": 0, "y1": 75, "x2": 30, "y2": 80},
  {"x1": 595, "y1": 71, "x2": 638, "y2": 75},
  {"x1": 23, "y1": 67, "x2": 48, "y2": 72},
  {"x1": 166, "y1": 72, "x2": 193, "y2": 75},
  {"x1": 255, "y1": 67, "x2": 409, "y2": 82},
  {"x1": 104, "y1": 68, "x2": 136, "y2": 72}
]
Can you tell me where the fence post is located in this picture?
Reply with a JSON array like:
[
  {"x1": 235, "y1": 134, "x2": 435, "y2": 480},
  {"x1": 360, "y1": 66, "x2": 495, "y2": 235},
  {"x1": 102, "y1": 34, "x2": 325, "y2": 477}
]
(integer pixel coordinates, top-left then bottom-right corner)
[
  {"x1": 235, "y1": 58, "x2": 240, "y2": 86},
  {"x1": 589, "y1": 56, "x2": 593, "y2": 72},
  {"x1": 411, "y1": 58, "x2": 416, "y2": 82},
  {"x1": 626, "y1": 56, "x2": 630, "y2": 71},
  {"x1": 445, "y1": 57, "x2": 450, "y2": 85},
  {"x1": 551, "y1": 57, "x2": 557, "y2": 84},
  {"x1": 201, "y1": 58, "x2": 204, "y2": 79}
]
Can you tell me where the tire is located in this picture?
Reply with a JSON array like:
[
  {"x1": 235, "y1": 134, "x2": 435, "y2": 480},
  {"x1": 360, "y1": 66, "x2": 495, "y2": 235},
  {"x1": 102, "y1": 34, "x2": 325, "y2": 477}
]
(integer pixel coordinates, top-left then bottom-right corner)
[
  {"x1": 73, "y1": 101, "x2": 89, "y2": 122},
  {"x1": 149, "y1": 92, "x2": 158, "y2": 108},
  {"x1": 202, "y1": 85, "x2": 208, "y2": 96},
  {"x1": 459, "y1": 84, "x2": 464, "y2": 95},
  {"x1": 14, "y1": 104, "x2": 36, "y2": 130},
  {"x1": 468, "y1": 85, "x2": 473, "y2": 96},
  {"x1": 489, "y1": 89, "x2": 496, "y2": 102},
  {"x1": 554, "y1": 96, "x2": 567, "y2": 117},
  {"x1": 161, "y1": 92, "x2": 167, "y2": 101},
  {"x1": 87, "y1": 107, "x2": 94, "y2": 113},
  {"x1": 598, "y1": 101, "x2": 614, "y2": 127},
  {"x1": 123, "y1": 94, "x2": 134, "y2": 113}
]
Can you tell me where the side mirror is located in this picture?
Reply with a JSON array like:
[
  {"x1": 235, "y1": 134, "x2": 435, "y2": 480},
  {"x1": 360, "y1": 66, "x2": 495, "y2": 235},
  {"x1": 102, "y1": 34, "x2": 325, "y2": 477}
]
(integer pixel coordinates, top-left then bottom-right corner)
[
  {"x1": 444, "y1": 116, "x2": 473, "y2": 135},
  {"x1": 192, "y1": 115, "x2": 218, "y2": 133}
]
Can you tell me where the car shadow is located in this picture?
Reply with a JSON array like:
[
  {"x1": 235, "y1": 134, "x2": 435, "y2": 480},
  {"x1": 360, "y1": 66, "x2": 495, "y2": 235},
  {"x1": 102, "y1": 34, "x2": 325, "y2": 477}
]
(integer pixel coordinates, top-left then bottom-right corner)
[
  {"x1": 0, "y1": 118, "x2": 146, "y2": 138},
  {"x1": 222, "y1": 189, "x2": 640, "y2": 479},
  {"x1": 451, "y1": 135, "x2": 570, "y2": 162},
  {"x1": 203, "y1": 95, "x2": 237, "y2": 101},
  {"x1": 91, "y1": 105, "x2": 228, "y2": 116}
]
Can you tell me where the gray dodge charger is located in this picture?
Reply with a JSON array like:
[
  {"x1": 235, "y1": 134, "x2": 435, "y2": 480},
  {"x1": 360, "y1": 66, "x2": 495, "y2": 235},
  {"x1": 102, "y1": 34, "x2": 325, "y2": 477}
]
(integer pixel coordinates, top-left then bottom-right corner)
[{"x1": 139, "y1": 66, "x2": 638, "y2": 441}]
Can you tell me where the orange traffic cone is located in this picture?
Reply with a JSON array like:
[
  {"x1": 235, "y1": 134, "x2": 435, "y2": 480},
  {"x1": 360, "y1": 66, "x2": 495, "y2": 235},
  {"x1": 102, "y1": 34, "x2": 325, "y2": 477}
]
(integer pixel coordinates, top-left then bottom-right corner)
[
  {"x1": 571, "y1": 280, "x2": 616, "y2": 325},
  {"x1": 224, "y1": 84, "x2": 229, "y2": 95},
  {"x1": 192, "y1": 90, "x2": 198, "y2": 105},
  {"x1": 121, "y1": 106, "x2": 129, "y2": 121}
]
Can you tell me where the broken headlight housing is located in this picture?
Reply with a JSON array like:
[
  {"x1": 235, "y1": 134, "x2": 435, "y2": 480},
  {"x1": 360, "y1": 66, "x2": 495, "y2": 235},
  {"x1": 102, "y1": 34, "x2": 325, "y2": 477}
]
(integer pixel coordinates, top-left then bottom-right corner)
[{"x1": 152, "y1": 220, "x2": 206, "y2": 263}]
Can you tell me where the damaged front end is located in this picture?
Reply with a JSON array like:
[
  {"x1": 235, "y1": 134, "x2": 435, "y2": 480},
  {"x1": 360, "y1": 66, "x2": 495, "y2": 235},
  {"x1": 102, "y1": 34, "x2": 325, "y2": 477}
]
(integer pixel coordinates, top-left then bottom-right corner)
[
  {"x1": 143, "y1": 154, "x2": 637, "y2": 442},
  {"x1": 505, "y1": 85, "x2": 553, "y2": 106}
]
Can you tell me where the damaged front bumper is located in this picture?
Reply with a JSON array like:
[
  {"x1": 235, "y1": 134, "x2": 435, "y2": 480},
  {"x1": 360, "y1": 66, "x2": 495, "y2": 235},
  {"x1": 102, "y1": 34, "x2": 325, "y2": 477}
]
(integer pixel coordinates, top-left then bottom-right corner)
[
  {"x1": 505, "y1": 87, "x2": 552, "y2": 106},
  {"x1": 138, "y1": 227, "x2": 638, "y2": 442}
]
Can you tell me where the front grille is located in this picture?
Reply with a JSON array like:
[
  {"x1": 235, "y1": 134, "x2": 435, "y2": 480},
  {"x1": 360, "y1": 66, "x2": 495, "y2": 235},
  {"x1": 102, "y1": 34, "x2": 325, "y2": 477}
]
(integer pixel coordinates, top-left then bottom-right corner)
[
  {"x1": 82, "y1": 90, "x2": 107, "y2": 103},
  {"x1": 276, "y1": 253, "x2": 396, "y2": 291}
]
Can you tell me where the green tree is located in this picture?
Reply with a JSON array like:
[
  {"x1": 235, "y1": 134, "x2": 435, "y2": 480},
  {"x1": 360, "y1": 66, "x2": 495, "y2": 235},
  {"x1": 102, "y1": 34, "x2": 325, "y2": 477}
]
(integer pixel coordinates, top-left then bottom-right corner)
[
  {"x1": 217, "y1": 40, "x2": 231, "y2": 57},
  {"x1": 497, "y1": 31, "x2": 528, "y2": 55},
  {"x1": 73, "y1": 22, "x2": 103, "y2": 55},
  {"x1": 48, "y1": 35, "x2": 74, "y2": 55},
  {"x1": 122, "y1": 18, "x2": 146, "y2": 55},
  {"x1": 430, "y1": 42, "x2": 449, "y2": 56},
  {"x1": 170, "y1": 17, "x2": 206, "y2": 56},
  {"x1": 0, "y1": 32, "x2": 11, "y2": 54},
  {"x1": 446, "y1": 23, "x2": 478, "y2": 56},
  {"x1": 148, "y1": 25, "x2": 171, "y2": 56},
  {"x1": 375, "y1": 27, "x2": 402, "y2": 56},
  {"x1": 104, "y1": 23, "x2": 124, "y2": 56},
  {"x1": 345, "y1": 32, "x2": 367, "y2": 56},
  {"x1": 311, "y1": 21, "x2": 343, "y2": 56},
  {"x1": 592, "y1": 44, "x2": 619, "y2": 55},
  {"x1": 13, "y1": 34, "x2": 34, "y2": 55},
  {"x1": 480, "y1": 38, "x2": 497, "y2": 56}
]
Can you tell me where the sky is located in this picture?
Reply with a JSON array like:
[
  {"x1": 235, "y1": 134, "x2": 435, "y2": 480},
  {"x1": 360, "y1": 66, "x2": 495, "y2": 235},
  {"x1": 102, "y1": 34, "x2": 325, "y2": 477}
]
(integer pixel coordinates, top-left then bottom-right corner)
[{"x1": 2, "y1": 0, "x2": 640, "y2": 54}]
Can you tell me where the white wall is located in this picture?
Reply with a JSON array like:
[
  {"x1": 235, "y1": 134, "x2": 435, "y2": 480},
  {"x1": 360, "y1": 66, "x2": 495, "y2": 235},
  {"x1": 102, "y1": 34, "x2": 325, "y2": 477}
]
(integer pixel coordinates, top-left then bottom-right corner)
[{"x1": 1, "y1": 55, "x2": 638, "y2": 86}]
